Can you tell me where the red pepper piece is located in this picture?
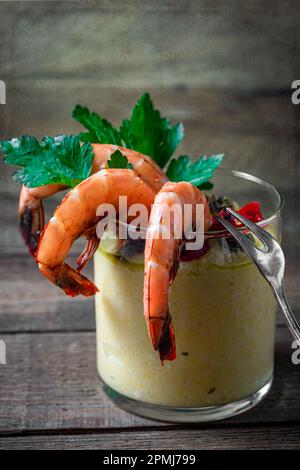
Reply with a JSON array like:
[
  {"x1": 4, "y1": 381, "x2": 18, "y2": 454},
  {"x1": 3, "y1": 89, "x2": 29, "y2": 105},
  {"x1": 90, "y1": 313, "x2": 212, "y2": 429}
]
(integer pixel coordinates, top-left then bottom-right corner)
[
  {"x1": 210, "y1": 201, "x2": 263, "y2": 231},
  {"x1": 237, "y1": 201, "x2": 263, "y2": 223}
]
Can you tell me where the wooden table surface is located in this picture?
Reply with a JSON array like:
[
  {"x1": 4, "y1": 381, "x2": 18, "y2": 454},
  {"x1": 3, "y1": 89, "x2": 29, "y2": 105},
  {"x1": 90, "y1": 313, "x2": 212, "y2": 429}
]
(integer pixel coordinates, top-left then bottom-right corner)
[
  {"x1": 0, "y1": 0, "x2": 300, "y2": 450},
  {"x1": 0, "y1": 249, "x2": 299, "y2": 450}
]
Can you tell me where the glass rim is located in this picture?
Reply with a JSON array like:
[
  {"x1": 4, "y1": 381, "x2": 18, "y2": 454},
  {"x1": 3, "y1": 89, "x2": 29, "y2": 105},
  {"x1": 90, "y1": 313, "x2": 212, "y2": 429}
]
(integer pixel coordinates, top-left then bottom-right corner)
[
  {"x1": 203, "y1": 168, "x2": 283, "y2": 237},
  {"x1": 106, "y1": 168, "x2": 283, "y2": 240}
]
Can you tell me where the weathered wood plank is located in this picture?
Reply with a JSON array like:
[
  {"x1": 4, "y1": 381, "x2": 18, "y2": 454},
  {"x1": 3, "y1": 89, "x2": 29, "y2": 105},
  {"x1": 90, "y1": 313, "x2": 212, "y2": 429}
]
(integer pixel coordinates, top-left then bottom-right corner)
[
  {"x1": 1, "y1": 87, "x2": 299, "y2": 193},
  {"x1": 1, "y1": 425, "x2": 300, "y2": 450},
  {"x1": 0, "y1": 0, "x2": 298, "y2": 449},
  {"x1": 0, "y1": 327, "x2": 299, "y2": 434},
  {"x1": 1, "y1": 161, "x2": 297, "y2": 258},
  {"x1": 0, "y1": 1, "x2": 299, "y2": 90},
  {"x1": 0, "y1": 226, "x2": 298, "y2": 333},
  {"x1": 0, "y1": 254, "x2": 95, "y2": 332},
  {"x1": 0, "y1": 180, "x2": 298, "y2": 333},
  {"x1": 1, "y1": 85, "x2": 298, "y2": 141}
]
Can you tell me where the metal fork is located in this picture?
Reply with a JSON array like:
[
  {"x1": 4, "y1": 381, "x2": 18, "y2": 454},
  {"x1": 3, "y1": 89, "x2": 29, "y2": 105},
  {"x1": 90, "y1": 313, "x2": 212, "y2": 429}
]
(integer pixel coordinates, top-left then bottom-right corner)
[{"x1": 215, "y1": 208, "x2": 300, "y2": 343}]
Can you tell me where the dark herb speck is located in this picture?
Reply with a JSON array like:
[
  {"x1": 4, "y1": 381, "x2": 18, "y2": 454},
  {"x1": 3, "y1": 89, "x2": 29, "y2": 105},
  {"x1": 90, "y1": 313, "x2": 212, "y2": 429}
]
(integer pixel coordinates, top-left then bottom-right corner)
[{"x1": 208, "y1": 195, "x2": 238, "y2": 215}]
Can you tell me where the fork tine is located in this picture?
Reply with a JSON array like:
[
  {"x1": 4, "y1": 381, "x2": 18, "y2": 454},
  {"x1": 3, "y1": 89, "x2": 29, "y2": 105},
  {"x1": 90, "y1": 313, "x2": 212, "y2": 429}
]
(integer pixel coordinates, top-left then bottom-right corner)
[
  {"x1": 225, "y1": 208, "x2": 273, "y2": 248},
  {"x1": 214, "y1": 215, "x2": 257, "y2": 258}
]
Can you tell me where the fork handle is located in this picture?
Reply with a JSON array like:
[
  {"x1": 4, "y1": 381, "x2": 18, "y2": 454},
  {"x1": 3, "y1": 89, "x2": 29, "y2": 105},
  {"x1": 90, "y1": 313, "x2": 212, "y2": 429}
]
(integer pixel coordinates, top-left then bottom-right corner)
[{"x1": 274, "y1": 283, "x2": 300, "y2": 343}]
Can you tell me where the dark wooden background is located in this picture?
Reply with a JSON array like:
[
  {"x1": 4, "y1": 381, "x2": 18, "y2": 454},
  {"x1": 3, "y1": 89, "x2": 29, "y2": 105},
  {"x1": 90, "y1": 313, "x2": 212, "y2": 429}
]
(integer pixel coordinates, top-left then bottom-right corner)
[{"x1": 0, "y1": 0, "x2": 299, "y2": 449}]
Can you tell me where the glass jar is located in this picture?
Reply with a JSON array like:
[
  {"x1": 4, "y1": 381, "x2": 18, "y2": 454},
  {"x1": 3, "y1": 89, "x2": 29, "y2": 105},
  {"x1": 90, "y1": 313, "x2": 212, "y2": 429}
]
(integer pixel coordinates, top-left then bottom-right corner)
[{"x1": 94, "y1": 169, "x2": 282, "y2": 422}]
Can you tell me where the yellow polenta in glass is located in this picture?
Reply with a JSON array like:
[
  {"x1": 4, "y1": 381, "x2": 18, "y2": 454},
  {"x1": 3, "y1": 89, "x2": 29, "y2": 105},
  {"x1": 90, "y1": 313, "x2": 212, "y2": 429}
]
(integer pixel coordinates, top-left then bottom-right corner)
[{"x1": 94, "y1": 170, "x2": 282, "y2": 422}]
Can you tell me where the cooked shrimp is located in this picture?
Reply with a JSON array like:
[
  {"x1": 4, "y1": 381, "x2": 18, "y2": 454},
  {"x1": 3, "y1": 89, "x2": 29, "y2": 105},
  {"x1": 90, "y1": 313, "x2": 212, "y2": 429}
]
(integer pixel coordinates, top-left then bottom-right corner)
[
  {"x1": 19, "y1": 144, "x2": 167, "y2": 255},
  {"x1": 144, "y1": 181, "x2": 211, "y2": 362},
  {"x1": 19, "y1": 184, "x2": 67, "y2": 256},
  {"x1": 36, "y1": 169, "x2": 156, "y2": 297}
]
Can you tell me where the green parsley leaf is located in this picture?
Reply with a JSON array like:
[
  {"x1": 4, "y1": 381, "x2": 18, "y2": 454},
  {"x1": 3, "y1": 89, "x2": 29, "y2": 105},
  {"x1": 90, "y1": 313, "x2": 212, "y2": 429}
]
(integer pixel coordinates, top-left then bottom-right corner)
[
  {"x1": 120, "y1": 92, "x2": 184, "y2": 168},
  {"x1": 107, "y1": 149, "x2": 133, "y2": 169},
  {"x1": 72, "y1": 105, "x2": 122, "y2": 145},
  {"x1": 0, "y1": 135, "x2": 94, "y2": 188},
  {"x1": 73, "y1": 93, "x2": 184, "y2": 169},
  {"x1": 166, "y1": 154, "x2": 224, "y2": 188},
  {"x1": 1, "y1": 135, "x2": 42, "y2": 166}
]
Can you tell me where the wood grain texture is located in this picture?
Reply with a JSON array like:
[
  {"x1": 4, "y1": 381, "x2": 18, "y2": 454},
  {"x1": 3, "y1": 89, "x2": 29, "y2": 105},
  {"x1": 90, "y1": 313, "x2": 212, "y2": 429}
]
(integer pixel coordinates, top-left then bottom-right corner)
[
  {"x1": 1, "y1": 425, "x2": 300, "y2": 450},
  {"x1": 1, "y1": 87, "x2": 299, "y2": 192},
  {"x1": 0, "y1": 246, "x2": 298, "y2": 333},
  {"x1": 0, "y1": 87, "x2": 299, "y2": 255},
  {"x1": 0, "y1": 1, "x2": 299, "y2": 90},
  {"x1": 0, "y1": 195, "x2": 298, "y2": 334},
  {"x1": 0, "y1": 193, "x2": 96, "y2": 332},
  {"x1": 0, "y1": 254, "x2": 95, "y2": 332},
  {"x1": 0, "y1": 327, "x2": 299, "y2": 435},
  {"x1": 0, "y1": 0, "x2": 299, "y2": 450}
]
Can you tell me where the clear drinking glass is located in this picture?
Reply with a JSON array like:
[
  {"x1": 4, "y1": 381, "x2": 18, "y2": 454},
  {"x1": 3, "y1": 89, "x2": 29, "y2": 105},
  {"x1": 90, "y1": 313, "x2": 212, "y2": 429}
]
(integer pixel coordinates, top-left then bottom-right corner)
[{"x1": 94, "y1": 169, "x2": 282, "y2": 423}]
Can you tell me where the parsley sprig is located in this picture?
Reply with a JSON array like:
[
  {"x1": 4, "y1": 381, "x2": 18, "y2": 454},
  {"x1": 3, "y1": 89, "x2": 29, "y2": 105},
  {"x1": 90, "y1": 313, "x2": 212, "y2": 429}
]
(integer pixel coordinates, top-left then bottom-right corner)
[
  {"x1": 73, "y1": 92, "x2": 184, "y2": 169},
  {"x1": 107, "y1": 150, "x2": 133, "y2": 169},
  {"x1": 73, "y1": 92, "x2": 223, "y2": 187},
  {"x1": 73, "y1": 105, "x2": 123, "y2": 146},
  {"x1": 120, "y1": 93, "x2": 184, "y2": 168},
  {"x1": 1, "y1": 92, "x2": 224, "y2": 189},
  {"x1": 0, "y1": 135, "x2": 94, "y2": 188},
  {"x1": 166, "y1": 154, "x2": 224, "y2": 189}
]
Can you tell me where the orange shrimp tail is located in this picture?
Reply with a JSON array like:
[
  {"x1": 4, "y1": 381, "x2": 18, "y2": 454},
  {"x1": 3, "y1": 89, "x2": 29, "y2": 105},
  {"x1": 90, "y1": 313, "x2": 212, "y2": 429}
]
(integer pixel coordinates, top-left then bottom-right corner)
[
  {"x1": 19, "y1": 204, "x2": 44, "y2": 257},
  {"x1": 38, "y1": 262, "x2": 99, "y2": 297},
  {"x1": 147, "y1": 311, "x2": 176, "y2": 362},
  {"x1": 158, "y1": 320, "x2": 176, "y2": 362}
]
